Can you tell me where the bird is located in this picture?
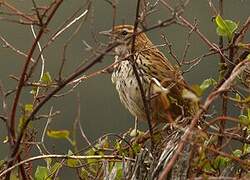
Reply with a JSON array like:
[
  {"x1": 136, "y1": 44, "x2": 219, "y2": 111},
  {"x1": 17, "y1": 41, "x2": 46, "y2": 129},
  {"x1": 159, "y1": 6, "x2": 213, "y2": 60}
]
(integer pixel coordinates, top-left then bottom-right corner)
[
  {"x1": 101, "y1": 25, "x2": 198, "y2": 126},
  {"x1": 100, "y1": 25, "x2": 200, "y2": 179}
]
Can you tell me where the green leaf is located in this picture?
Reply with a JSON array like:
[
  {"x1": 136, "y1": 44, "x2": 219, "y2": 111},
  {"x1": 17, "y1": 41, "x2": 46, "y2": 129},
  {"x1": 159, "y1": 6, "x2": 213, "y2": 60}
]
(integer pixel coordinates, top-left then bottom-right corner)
[
  {"x1": 239, "y1": 115, "x2": 250, "y2": 126},
  {"x1": 237, "y1": 43, "x2": 250, "y2": 51},
  {"x1": 233, "y1": 149, "x2": 242, "y2": 157},
  {"x1": 114, "y1": 162, "x2": 123, "y2": 180},
  {"x1": 235, "y1": 93, "x2": 241, "y2": 101},
  {"x1": 132, "y1": 143, "x2": 141, "y2": 154},
  {"x1": 79, "y1": 168, "x2": 89, "y2": 179},
  {"x1": 45, "y1": 158, "x2": 52, "y2": 169},
  {"x1": 215, "y1": 15, "x2": 238, "y2": 40},
  {"x1": 25, "y1": 104, "x2": 33, "y2": 112},
  {"x1": 44, "y1": 158, "x2": 52, "y2": 167},
  {"x1": 115, "y1": 141, "x2": 122, "y2": 154},
  {"x1": 41, "y1": 72, "x2": 52, "y2": 85},
  {"x1": 216, "y1": 26, "x2": 228, "y2": 37},
  {"x1": 18, "y1": 115, "x2": 26, "y2": 131},
  {"x1": 213, "y1": 156, "x2": 230, "y2": 169},
  {"x1": 47, "y1": 129, "x2": 70, "y2": 139},
  {"x1": 200, "y1": 78, "x2": 217, "y2": 91},
  {"x1": 85, "y1": 148, "x2": 98, "y2": 164},
  {"x1": 247, "y1": 54, "x2": 250, "y2": 60},
  {"x1": 30, "y1": 86, "x2": 38, "y2": 95},
  {"x1": 18, "y1": 104, "x2": 34, "y2": 130},
  {"x1": 243, "y1": 144, "x2": 250, "y2": 154},
  {"x1": 10, "y1": 168, "x2": 19, "y2": 180},
  {"x1": 35, "y1": 166, "x2": 50, "y2": 180},
  {"x1": 225, "y1": 20, "x2": 238, "y2": 33},
  {"x1": 49, "y1": 162, "x2": 62, "y2": 176},
  {"x1": 203, "y1": 162, "x2": 215, "y2": 173},
  {"x1": 67, "y1": 150, "x2": 79, "y2": 167},
  {"x1": 191, "y1": 85, "x2": 203, "y2": 97},
  {"x1": 67, "y1": 158, "x2": 79, "y2": 167},
  {"x1": 215, "y1": 15, "x2": 227, "y2": 30},
  {"x1": 85, "y1": 148, "x2": 95, "y2": 156},
  {"x1": 97, "y1": 136, "x2": 109, "y2": 149},
  {"x1": 0, "y1": 160, "x2": 5, "y2": 167}
]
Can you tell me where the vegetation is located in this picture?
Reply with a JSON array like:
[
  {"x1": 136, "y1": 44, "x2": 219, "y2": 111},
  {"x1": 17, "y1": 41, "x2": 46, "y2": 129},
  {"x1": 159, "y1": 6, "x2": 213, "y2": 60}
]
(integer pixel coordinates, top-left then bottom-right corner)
[{"x1": 0, "y1": 0, "x2": 249, "y2": 179}]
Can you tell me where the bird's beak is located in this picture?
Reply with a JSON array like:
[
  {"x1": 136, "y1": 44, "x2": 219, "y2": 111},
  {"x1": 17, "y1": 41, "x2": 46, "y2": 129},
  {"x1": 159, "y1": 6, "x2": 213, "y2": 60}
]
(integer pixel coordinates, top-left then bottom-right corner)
[{"x1": 99, "y1": 29, "x2": 113, "y2": 36}]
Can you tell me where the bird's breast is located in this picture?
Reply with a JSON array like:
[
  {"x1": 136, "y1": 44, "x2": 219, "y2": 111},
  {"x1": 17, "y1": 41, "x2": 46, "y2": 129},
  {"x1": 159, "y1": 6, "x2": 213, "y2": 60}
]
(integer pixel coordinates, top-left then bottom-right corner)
[{"x1": 111, "y1": 57, "x2": 150, "y2": 120}]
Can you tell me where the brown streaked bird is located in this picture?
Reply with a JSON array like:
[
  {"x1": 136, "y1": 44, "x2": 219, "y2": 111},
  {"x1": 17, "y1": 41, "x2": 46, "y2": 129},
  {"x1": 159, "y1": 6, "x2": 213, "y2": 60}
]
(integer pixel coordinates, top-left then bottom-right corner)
[{"x1": 102, "y1": 25, "x2": 198, "y2": 126}]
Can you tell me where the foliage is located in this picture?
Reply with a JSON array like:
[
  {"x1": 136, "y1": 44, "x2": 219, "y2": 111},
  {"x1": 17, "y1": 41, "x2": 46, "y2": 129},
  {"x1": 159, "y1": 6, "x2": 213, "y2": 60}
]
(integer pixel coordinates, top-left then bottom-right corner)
[
  {"x1": 0, "y1": 1, "x2": 249, "y2": 179},
  {"x1": 215, "y1": 15, "x2": 238, "y2": 41}
]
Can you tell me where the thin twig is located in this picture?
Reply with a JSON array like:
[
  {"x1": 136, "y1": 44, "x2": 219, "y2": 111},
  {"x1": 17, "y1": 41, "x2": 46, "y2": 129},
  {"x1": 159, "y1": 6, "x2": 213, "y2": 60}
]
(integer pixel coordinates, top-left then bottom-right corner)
[
  {"x1": 2, "y1": 1, "x2": 37, "y2": 23},
  {"x1": 6, "y1": 2, "x2": 64, "y2": 178},
  {"x1": 0, "y1": 154, "x2": 135, "y2": 177},
  {"x1": 9, "y1": 41, "x2": 121, "y2": 166},
  {"x1": 218, "y1": 0, "x2": 226, "y2": 148},
  {"x1": 52, "y1": 10, "x2": 88, "y2": 42},
  {"x1": 159, "y1": 59, "x2": 250, "y2": 179},
  {"x1": 130, "y1": 0, "x2": 155, "y2": 150},
  {"x1": 40, "y1": 107, "x2": 54, "y2": 154},
  {"x1": 30, "y1": 25, "x2": 46, "y2": 105},
  {"x1": 0, "y1": 35, "x2": 35, "y2": 62},
  {"x1": 160, "y1": 0, "x2": 221, "y2": 53}
]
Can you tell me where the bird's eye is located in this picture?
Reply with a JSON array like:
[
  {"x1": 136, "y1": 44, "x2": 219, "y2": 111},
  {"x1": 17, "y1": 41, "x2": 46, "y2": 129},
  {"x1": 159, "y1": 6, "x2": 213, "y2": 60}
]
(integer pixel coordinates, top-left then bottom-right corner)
[{"x1": 121, "y1": 30, "x2": 128, "y2": 36}]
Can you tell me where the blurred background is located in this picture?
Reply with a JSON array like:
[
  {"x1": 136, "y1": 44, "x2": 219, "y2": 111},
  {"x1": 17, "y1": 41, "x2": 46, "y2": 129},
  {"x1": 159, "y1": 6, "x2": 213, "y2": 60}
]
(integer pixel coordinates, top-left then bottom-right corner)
[{"x1": 0, "y1": 0, "x2": 249, "y2": 178}]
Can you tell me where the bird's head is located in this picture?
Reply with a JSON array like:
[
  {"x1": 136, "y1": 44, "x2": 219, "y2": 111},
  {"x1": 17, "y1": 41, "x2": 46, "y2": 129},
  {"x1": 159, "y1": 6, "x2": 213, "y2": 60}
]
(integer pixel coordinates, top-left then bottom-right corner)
[
  {"x1": 100, "y1": 25, "x2": 153, "y2": 53},
  {"x1": 100, "y1": 25, "x2": 135, "y2": 41}
]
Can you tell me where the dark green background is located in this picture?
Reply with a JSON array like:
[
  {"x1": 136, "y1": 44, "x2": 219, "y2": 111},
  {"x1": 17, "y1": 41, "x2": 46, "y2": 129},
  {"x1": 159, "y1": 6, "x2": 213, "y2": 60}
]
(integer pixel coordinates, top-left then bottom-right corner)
[{"x1": 0, "y1": 0, "x2": 249, "y2": 179}]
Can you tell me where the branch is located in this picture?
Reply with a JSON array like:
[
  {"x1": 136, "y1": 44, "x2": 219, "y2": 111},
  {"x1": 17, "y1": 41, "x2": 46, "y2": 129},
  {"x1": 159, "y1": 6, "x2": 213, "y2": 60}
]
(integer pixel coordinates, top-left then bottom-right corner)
[
  {"x1": 159, "y1": 59, "x2": 250, "y2": 179},
  {"x1": 0, "y1": 154, "x2": 135, "y2": 177},
  {"x1": 9, "y1": 0, "x2": 63, "y2": 143},
  {"x1": 130, "y1": 0, "x2": 154, "y2": 149},
  {"x1": 9, "y1": 41, "x2": 121, "y2": 166}
]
